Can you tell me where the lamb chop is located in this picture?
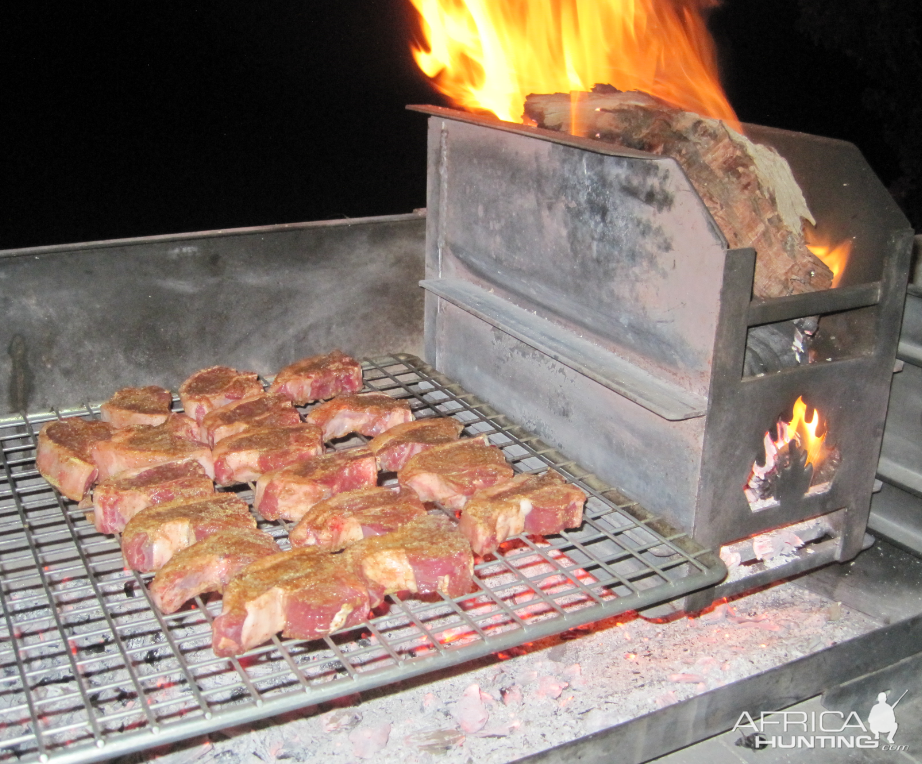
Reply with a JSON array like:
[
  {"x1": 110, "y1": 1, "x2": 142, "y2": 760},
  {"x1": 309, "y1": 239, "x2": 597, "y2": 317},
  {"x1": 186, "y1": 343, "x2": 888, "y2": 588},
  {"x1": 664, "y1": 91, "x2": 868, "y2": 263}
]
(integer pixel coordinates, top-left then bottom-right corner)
[
  {"x1": 36, "y1": 418, "x2": 114, "y2": 501},
  {"x1": 458, "y1": 471, "x2": 587, "y2": 556},
  {"x1": 289, "y1": 487, "x2": 426, "y2": 551},
  {"x1": 92, "y1": 459, "x2": 214, "y2": 534},
  {"x1": 368, "y1": 417, "x2": 464, "y2": 472},
  {"x1": 91, "y1": 420, "x2": 214, "y2": 481},
  {"x1": 100, "y1": 386, "x2": 173, "y2": 429},
  {"x1": 254, "y1": 447, "x2": 378, "y2": 522},
  {"x1": 305, "y1": 392, "x2": 414, "y2": 441},
  {"x1": 178, "y1": 366, "x2": 263, "y2": 424},
  {"x1": 212, "y1": 423, "x2": 324, "y2": 487},
  {"x1": 398, "y1": 437, "x2": 514, "y2": 510},
  {"x1": 345, "y1": 514, "x2": 474, "y2": 600},
  {"x1": 148, "y1": 528, "x2": 281, "y2": 614},
  {"x1": 200, "y1": 393, "x2": 301, "y2": 446},
  {"x1": 268, "y1": 350, "x2": 363, "y2": 406},
  {"x1": 122, "y1": 493, "x2": 255, "y2": 572},
  {"x1": 211, "y1": 547, "x2": 375, "y2": 656}
]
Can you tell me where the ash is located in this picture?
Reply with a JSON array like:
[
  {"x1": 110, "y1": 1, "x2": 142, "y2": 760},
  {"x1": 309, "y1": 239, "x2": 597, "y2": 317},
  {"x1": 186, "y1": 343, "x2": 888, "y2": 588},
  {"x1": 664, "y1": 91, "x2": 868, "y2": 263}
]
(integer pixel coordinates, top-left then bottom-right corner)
[{"x1": 111, "y1": 581, "x2": 876, "y2": 764}]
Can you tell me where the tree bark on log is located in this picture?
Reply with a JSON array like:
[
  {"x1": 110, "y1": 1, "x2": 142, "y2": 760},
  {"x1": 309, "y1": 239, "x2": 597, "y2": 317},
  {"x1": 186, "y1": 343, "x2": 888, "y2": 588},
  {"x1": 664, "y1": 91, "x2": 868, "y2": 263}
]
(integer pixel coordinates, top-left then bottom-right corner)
[{"x1": 524, "y1": 85, "x2": 833, "y2": 299}]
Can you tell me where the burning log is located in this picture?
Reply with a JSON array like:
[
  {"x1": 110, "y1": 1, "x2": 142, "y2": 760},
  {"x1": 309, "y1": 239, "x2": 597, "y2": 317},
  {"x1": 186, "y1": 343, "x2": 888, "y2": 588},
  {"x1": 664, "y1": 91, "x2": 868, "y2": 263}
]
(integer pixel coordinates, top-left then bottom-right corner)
[{"x1": 523, "y1": 86, "x2": 833, "y2": 299}]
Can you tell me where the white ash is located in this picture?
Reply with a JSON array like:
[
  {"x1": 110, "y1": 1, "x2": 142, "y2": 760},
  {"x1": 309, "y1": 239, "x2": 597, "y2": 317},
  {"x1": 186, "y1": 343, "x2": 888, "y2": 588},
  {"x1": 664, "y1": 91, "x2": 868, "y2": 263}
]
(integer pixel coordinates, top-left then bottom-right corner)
[{"x1": 107, "y1": 580, "x2": 878, "y2": 764}]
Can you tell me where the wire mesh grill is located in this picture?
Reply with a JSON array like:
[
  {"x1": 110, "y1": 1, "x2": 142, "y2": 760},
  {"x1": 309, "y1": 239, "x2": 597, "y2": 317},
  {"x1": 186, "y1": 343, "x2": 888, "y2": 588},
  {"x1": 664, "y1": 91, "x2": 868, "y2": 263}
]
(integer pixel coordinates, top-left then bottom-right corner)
[{"x1": 0, "y1": 354, "x2": 725, "y2": 764}]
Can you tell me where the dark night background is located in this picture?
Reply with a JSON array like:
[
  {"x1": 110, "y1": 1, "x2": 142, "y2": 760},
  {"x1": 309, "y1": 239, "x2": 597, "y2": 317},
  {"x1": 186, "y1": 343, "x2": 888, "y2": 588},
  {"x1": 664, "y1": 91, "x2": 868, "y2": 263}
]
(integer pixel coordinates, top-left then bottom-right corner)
[{"x1": 2, "y1": 1, "x2": 920, "y2": 251}]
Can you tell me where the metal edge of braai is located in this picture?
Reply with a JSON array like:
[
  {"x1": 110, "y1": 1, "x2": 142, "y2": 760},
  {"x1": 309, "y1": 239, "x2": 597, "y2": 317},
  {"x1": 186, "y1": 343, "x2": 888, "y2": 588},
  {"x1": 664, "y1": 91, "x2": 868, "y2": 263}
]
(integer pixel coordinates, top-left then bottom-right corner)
[{"x1": 0, "y1": 214, "x2": 427, "y2": 417}]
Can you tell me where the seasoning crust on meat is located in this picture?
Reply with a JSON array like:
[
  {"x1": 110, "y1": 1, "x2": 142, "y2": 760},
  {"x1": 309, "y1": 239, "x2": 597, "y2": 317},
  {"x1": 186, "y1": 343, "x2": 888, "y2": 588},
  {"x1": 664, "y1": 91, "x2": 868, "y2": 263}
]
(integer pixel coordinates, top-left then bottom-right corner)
[
  {"x1": 91, "y1": 421, "x2": 214, "y2": 481},
  {"x1": 459, "y1": 471, "x2": 587, "y2": 555},
  {"x1": 368, "y1": 417, "x2": 464, "y2": 472},
  {"x1": 100, "y1": 386, "x2": 173, "y2": 429},
  {"x1": 122, "y1": 493, "x2": 255, "y2": 572},
  {"x1": 149, "y1": 528, "x2": 281, "y2": 614},
  {"x1": 36, "y1": 418, "x2": 114, "y2": 502},
  {"x1": 211, "y1": 423, "x2": 324, "y2": 486},
  {"x1": 269, "y1": 351, "x2": 364, "y2": 406},
  {"x1": 212, "y1": 547, "x2": 374, "y2": 656},
  {"x1": 92, "y1": 459, "x2": 214, "y2": 534},
  {"x1": 200, "y1": 393, "x2": 301, "y2": 446},
  {"x1": 254, "y1": 447, "x2": 378, "y2": 522},
  {"x1": 179, "y1": 366, "x2": 263, "y2": 424},
  {"x1": 346, "y1": 514, "x2": 475, "y2": 599},
  {"x1": 398, "y1": 437, "x2": 514, "y2": 510},
  {"x1": 289, "y1": 486, "x2": 426, "y2": 550},
  {"x1": 306, "y1": 392, "x2": 415, "y2": 441}
]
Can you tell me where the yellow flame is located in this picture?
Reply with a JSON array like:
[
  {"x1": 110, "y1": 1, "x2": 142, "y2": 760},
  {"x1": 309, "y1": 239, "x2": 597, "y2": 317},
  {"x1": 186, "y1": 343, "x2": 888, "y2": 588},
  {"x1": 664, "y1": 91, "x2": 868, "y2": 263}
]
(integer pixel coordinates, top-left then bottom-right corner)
[
  {"x1": 779, "y1": 397, "x2": 828, "y2": 468},
  {"x1": 805, "y1": 233, "x2": 852, "y2": 289},
  {"x1": 410, "y1": 0, "x2": 739, "y2": 130}
]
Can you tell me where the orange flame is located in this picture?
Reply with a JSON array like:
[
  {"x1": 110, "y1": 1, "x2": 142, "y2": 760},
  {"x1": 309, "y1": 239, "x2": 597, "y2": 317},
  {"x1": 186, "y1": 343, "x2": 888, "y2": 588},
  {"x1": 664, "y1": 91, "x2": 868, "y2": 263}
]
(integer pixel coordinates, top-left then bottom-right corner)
[
  {"x1": 805, "y1": 230, "x2": 852, "y2": 288},
  {"x1": 409, "y1": 0, "x2": 739, "y2": 130},
  {"x1": 778, "y1": 397, "x2": 828, "y2": 468}
]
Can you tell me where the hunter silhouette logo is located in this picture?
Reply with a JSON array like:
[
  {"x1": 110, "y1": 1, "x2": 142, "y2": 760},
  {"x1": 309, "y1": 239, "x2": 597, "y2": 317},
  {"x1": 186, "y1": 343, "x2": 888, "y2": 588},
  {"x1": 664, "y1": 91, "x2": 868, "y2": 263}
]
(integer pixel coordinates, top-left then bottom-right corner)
[
  {"x1": 732, "y1": 690, "x2": 909, "y2": 751},
  {"x1": 868, "y1": 690, "x2": 906, "y2": 746}
]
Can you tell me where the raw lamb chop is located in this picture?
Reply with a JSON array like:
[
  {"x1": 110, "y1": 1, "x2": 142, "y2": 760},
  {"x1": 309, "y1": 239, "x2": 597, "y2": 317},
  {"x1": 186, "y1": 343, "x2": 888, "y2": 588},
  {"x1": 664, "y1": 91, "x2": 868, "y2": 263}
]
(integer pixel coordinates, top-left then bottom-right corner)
[
  {"x1": 200, "y1": 393, "x2": 301, "y2": 446},
  {"x1": 212, "y1": 423, "x2": 324, "y2": 487},
  {"x1": 254, "y1": 447, "x2": 378, "y2": 522},
  {"x1": 368, "y1": 417, "x2": 464, "y2": 472},
  {"x1": 149, "y1": 528, "x2": 281, "y2": 614},
  {"x1": 91, "y1": 420, "x2": 214, "y2": 481},
  {"x1": 458, "y1": 471, "x2": 587, "y2": 556},
  {"x1": 398, "y1": 437, "x2": 514, "y2": 510},
  {"x1": 346, "y1": 514, "x2": 474, "y2": 599},
  {"x1": 100, "y1": 386, "x2": 173, "y2": 429},
  {"x1": 211, "y1": 547, "x2": 374, "y2": 656},
  {"x1": 289, "y1": 487, "x2": 426, "y2": 551},
  {"x1": 268, "y1": 350, "x2": 363, "y2": 406},
  {"x1": 305, "y1": 393, "x2": 414, "y2": 441},
  {"x1": 92, "y1": 459, "x2": 214, "y2": 534},
  {"x1": 178, "y1": 366, "x2": 263, "y2": 424},
  {"x1": 36, "y1": 418, "x2": 114, "y2": 501},
  {"x1": 122, "y1": 493, "x2": 255, "y2": 572}
]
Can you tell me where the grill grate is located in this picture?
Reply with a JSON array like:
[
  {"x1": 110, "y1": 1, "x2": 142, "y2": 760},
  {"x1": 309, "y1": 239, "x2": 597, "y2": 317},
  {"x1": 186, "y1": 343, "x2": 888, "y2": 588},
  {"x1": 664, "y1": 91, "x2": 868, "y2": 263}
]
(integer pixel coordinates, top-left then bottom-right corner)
[{"x1": 0, "y1": 355, "x2": 725, "y2": 764}]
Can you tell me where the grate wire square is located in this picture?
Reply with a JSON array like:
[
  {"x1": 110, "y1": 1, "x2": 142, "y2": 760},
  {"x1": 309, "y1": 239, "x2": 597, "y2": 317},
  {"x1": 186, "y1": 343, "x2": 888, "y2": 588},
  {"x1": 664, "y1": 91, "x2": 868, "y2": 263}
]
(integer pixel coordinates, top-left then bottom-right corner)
[{"x1": 0, "y1": 354, "x2": 725, "y2": 764}]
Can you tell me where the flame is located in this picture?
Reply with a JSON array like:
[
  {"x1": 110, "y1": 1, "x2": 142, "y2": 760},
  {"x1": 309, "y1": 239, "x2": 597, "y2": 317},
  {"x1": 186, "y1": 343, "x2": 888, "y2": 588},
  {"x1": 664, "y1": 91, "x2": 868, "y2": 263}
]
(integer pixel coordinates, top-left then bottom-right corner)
[
  {"x1": 409, "y1": 0, "x2": 739, "y2": 130},
  {"x1": 805, "y1": 230, "x2": 852, "y2": 288},
  {"x1": 778, "y1": 397, "x2": 828, "y2": 469}
]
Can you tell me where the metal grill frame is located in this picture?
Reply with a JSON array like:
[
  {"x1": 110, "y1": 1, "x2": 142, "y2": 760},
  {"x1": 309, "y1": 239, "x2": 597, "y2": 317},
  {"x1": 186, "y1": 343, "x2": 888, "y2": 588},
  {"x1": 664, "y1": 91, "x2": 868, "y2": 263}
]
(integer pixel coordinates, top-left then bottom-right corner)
[{"x1": 0, "y1": 355, "x2": 725, "y2": 764}]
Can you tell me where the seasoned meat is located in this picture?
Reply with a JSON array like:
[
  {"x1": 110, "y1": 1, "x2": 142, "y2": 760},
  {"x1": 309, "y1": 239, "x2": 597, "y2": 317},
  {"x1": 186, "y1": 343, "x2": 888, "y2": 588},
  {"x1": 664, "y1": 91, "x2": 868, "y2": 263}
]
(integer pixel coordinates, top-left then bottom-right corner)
[
  {"x1": 368, "y1": 417, "x2": 464, "y2": 472},
  {"x1": 268, "y1": 351, "x2": 363, "y2": 406},
  {"x1": 305, "y1": 393, "x2": 414, "y2": 441},
  {"x1": 458, "y1": 471, "x2": 587, "y2": 555},
  {"x1": 100, "y1": 386, "x2": 173, "y2": 429},
  {"x1": 398, "y1": 437, "x2": 514, "y2": 510},
  {"x1": 178, "y1": 366, "x2": 263, "y2": 424},
  {"x1": 200, "y1": 393, "x2": 301, "y2": 446},
  {"x1": 211, "y1": 547, "x2": 374, "y2": 656},
  {"x1": 289, "y1": 487, "x2": 426, "y2": 551},
  {"x1": 346, "y1": 514, "x2": 474, "y2": 599},
  {"x1": 212, "y1": 424, "x2": 323, "y2": 487},
  {"x1": 122, "y1": 493, "x2": 255, "y2": 572},
  {"x1": 92, "y1": 459, "x2": 214, "y2": 534},
  {"x1": 149, "y1": 528, "x2": 281, "y2": 614},
  {"x1": 163, "y1": 413, "x2": 203, "y2": 443},
  {"x1": 36, "y1": 418, "x2": 114, "y2": 501},
  {"x1": 254, "y1": 447, "x2": 378, "y2": 522},
  {"x1": 91, "y1": 420, "x2": 214, "y2": 481}
]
